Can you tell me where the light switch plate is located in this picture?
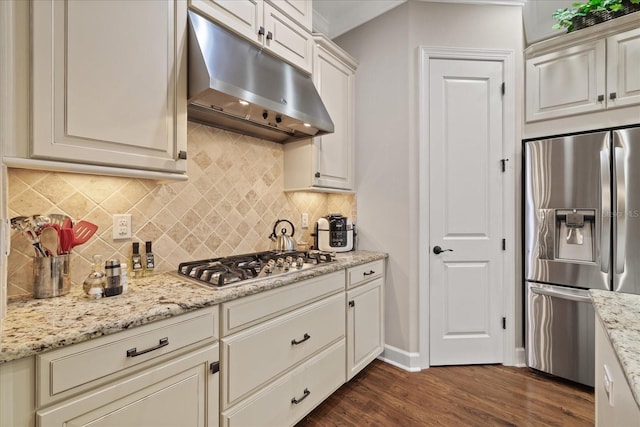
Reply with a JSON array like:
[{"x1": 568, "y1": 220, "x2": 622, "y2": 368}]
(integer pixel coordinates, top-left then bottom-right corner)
[
  {"x1": 302, "y1": 213, "x2": 309, "y2": 229},
  {"x1": 113, "y1": 214, "x2": 132, "y2": 240}
]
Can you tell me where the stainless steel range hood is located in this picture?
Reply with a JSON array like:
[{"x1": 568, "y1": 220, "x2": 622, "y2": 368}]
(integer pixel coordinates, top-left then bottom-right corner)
[{"x1": 187, "y1": 11, "x2": 334, "y2": 143}]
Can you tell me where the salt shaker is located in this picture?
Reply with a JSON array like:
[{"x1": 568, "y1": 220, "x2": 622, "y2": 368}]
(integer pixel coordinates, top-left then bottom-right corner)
[{"x1": 83, "y1": 254, "x2": 106, "y2": 299}]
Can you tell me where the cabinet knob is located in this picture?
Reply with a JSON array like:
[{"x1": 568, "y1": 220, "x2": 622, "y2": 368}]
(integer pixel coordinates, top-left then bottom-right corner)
[
  {"x1": 178, "y1": 150, "x2": 187, "y2": 160},
  {"x1": 609, "y1": 92, "x2": 617, "y2": 100},
  {"x1": 315, "y1": 172, "x2": 321, "y2": 178},
  {"x1": 258, "y1": 26, "x2": 265, "y2": 36},
  {"x1": 266, "y1": 31, "x2": 273, "y2": 41},
  {"x1": 598, "y1": 94, "x2": 605, "y2": 102},
  {"x1": 348, "y1": 300, "x2": 355, "y2": 307}
]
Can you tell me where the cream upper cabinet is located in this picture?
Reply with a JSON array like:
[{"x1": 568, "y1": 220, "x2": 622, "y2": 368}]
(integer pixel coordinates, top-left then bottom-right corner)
[
  {"x1": 595, "y1": 315, "x2": 640, "y2": 426},
  {"x1": 526, "y1": 18, "x2": 640, "y2": 123},
  {"x1": 526, "y1": 40, "x2": 606, "y2": 122},
  {"x1": 30, "y1": 0, "x2": 187, "y2": 176},
  {"x1": 607, "y1": 27, "x2": 640, "y2": 109},
  {"x1": 189, "y1": 0, "x2": 312, "y2": 73},
  {"x1": 284, "y1": 35, "x2": 357, "y2": 192}
]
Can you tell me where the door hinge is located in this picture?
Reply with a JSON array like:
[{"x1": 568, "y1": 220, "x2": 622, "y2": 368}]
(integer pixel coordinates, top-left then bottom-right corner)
[
  {"x1": 502, "y1": 317, "x2": 506, "y2": 330},
  {"x1": 210, "y1": 361, "x2": 220, "y2": 375},
  {"x1": 501, "y1": 82, "x2": 505, "y2": 95},
  {"x1": 500, "y1": 158, "x2": 509, "y2": 172},
  {"x1": 502, "y1": 239, "x2": 506, "y2": 251}
]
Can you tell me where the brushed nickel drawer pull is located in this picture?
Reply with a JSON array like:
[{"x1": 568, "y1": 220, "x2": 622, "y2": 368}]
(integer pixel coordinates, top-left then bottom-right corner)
[
  {"x1": 126, "y1": 337, "x2": 169, "y2": 358},
  {"x1": 291, "y1": 388, "x2": 310, "y2": 405},
  {"x1": 291, "y1": 333, "x2": 311, "y2": 345},
  {"x1": 363, "y1": 270, "x2": 375, "y2": 276}
]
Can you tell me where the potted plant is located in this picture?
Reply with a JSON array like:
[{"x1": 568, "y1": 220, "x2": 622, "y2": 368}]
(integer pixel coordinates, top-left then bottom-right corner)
[{"x1": 552, "y1": 0, "x2": 640, "y2": 32}]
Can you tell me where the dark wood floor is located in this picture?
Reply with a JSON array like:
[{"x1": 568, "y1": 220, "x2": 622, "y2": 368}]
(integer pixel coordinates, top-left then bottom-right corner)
[{"x1": 296, "y1": 360, "x2": 594, "y2": 426}]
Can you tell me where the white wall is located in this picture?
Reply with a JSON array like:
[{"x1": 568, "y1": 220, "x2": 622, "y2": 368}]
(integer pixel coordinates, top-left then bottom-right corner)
[{"x1": 337, "y1": 0, "x2": 524, "y2": 364}]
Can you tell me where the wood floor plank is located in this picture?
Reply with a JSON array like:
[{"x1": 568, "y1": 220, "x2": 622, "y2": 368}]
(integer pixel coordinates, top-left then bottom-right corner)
[{"x1": 296, "y1": 360, "x2": 594, "y2": 426}]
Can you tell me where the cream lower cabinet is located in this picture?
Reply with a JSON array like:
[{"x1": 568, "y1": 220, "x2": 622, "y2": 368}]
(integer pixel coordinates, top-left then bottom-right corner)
[
  {"x1": 38, "y1": 343, "x2": 219, "y2": 427},
  {"x1": 220, "y1": 271, "x2": 346, "y2": 427},
  {"x1": 35, "y1": 307, "x2": 219, "y2": 427},
  {"x1": 595, "y1": 315, "x2": 640, "y2": 426},
  {"x1": 284, "y1": 35, "x2": 357, "y2": 191},
  {"x1": 28, "y1": 0, "x2": 187, "y2": 176},
  {"x1": 346, "y1": 260, "x2": 385, "y2": 380}
]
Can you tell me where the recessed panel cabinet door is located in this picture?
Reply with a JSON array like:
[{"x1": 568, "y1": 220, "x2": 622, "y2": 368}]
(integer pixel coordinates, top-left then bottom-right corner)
[
  {"x1": 37, "y1": 343, "x2": 219, "y2": 427},
  {"x1": 607, "y1": 27, "x2": 640, "y2": 109},
  {"x1": 31, "y1": 0, "x2": 187, "y2": 174},
  {"x1": 525, "y1": 40, "x2": 606, "y2": 122}
]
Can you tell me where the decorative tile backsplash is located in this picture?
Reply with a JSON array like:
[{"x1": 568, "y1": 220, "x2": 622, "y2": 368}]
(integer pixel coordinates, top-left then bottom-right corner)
[{"x1": 7, "y1": 122, "x2": 355, "y2": 299}]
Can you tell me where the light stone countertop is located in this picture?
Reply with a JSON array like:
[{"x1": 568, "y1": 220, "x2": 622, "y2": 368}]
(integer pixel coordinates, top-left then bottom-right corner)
[
  {"x1": 590, "y1": 289, "x2": 640, "y2": 407},
  {"x1": 0, "y1": 251, "x2": 386, "y2": 364}
]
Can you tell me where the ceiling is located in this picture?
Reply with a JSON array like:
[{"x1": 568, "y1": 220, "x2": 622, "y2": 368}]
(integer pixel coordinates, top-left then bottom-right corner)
[
  {"x1": 312, "y1": 0, "x2": 407, "y2": 39},
  {"x1": 311, "y1": 0, "x2": 530, "y2": 40}
]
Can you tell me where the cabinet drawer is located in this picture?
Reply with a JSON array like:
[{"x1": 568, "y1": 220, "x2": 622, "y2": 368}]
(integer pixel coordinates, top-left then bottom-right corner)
[
  {"x1": 37, "y1": 307, "x2": 217, "y2": 405},
  {"x1": 37, "y1": 342, "x2": 218, "y2": 427},
  {"x1": 221, "y1": 270, "x2": 344, "y2": 336},
  {"x1": 221, "y1": 293, "x2": 344, "y2": 409},
  {"x1": 222, "y1": 339, "x2": 345, "y2": 427},
  {"x1": 347, "y1": 260, "x2": 384, "y2": 289}
]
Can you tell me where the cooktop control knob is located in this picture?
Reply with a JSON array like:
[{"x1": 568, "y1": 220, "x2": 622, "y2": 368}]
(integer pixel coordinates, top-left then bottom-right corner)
[
  {"x1": 296, "y1": 257, "x2": 304, "y2": 269},
  {"x1": 276, "y1": 258, "x2": 284, "y2": 267}
]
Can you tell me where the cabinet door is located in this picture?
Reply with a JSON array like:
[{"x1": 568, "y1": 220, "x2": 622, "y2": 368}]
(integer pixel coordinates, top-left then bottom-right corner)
[
  {"x1": 313, "y1": 44, "x2": 355, "y2": 190},
  {"x1": 607, "y1": 27, "x2": 640, "y2": 109},
  {"x1": 38, "y1": 343, "x2": 219, "y2": 427},
  {"x1": 267, "y1": 0, "x2": 312, "y2": 32},
  {"x1": 263, "y1": 3, "x2": 312, "y2": 74},
  {"x1": 31, "y1": 0, "x2": 187, "y2": 174},
  {"x1": 347, "y1": 277, "x2": 384, "y2": 380},
  {"x1": 526, "y1": 40, "x2": 606, "y2": 122},
  {"x1": 595, "y1": 318, "x2": 640, "y2": 426},
  {"x1": 189, "y1": 0, "x2": 263, "y2": 45}
]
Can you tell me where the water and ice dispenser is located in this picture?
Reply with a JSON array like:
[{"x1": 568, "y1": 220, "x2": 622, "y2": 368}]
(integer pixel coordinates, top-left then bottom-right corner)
[{"x1": 537, "y1": 209, "x2": 596, "y2": 263}]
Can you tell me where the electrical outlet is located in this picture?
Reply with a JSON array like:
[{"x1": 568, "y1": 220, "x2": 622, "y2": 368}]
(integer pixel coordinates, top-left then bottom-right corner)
[
  {"x1": 112, "y1": 214, "x2": 132, "y2": 240},
  {"x1": 301, "y1": 213, "x2": 309, "y2": 229}
]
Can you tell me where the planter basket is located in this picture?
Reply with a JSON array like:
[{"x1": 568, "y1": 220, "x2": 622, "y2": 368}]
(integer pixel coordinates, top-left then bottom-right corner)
[{"x1": 571, "y1": 1, "x2": 640, "y2": 31}]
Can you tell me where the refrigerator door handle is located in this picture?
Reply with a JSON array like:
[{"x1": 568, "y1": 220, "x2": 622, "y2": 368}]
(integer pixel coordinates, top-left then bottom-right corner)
[
  {"x1": 614, "y1": 136, "x2": 626, "y2": 275},
  {"x1": 600, "y1": 145, "x2": 611, "y2": 274},
  {"x1": 530, "y1": 285, "x2": 592, "y2": 303}
]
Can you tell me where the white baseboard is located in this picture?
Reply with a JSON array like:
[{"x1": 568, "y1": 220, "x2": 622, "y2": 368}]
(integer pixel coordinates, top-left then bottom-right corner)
[
  {"x1": 513, "y1": 346, "x2": 526, "y2": 367},
  {"x1": 378, "y1": 344, "x2": 422, "y2": 372},
  {"x1": 378, "y1": 345, "x2": 527, "y2": 370}
]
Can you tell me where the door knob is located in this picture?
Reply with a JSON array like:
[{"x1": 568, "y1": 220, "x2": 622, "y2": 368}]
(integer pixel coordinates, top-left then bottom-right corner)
[{"x1": 433, "y1": 246, "x2": 453, "y2": 255}]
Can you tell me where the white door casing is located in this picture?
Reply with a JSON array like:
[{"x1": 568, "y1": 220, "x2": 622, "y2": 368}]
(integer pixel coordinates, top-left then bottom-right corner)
[{"x1": 418, "y1": 47, "x2": 516, "y2": 368}]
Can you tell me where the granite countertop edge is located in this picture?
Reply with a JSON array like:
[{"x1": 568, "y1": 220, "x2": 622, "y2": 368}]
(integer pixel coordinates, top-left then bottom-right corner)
[
  {"x1": 0, "y1": 251, "x2": 387, "y2": 364},
  {"x1": 590, "y1": 289, "x2": 640, "y2": 408}
]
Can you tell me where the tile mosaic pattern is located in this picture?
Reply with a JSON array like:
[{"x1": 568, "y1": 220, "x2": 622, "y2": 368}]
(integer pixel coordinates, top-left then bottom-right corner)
[{"x1": 7, "y1": 122, "x2": 355, "y2": 298}]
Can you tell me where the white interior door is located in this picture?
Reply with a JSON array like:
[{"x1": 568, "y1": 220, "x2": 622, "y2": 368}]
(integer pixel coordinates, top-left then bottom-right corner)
[{"x1": 428, "y1": 58, "x2": 504, "y2": 365}]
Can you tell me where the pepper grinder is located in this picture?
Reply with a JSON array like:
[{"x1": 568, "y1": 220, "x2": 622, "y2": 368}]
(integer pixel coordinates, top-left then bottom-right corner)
[{"x1": 104, "y1": 259, "x2": 122, "y2": 297}]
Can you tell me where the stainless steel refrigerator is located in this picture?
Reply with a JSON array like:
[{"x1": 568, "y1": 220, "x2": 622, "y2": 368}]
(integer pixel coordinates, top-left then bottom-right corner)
[{"x1": 524, "y1": 125, "x2": 640, "y2": 387}]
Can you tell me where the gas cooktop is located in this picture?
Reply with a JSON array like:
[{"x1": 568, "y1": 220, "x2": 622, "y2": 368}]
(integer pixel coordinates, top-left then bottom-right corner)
[{"x1": 176, "y1": 250, "x2": 336, "y2": 289}]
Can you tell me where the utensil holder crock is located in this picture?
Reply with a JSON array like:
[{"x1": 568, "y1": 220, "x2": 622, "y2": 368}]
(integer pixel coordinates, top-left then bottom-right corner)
[{"x1": 33, "y1": 255, "x2": 71, "y2": 298}]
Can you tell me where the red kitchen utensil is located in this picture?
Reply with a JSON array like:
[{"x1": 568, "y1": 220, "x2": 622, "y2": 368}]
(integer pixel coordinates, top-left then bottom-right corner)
[
  {"x1": 71, "y1": 220, "x2": 98, "y2": 248},
  {"x1": 59, "y1": 227, "x2": 75, "y2": 254}
]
